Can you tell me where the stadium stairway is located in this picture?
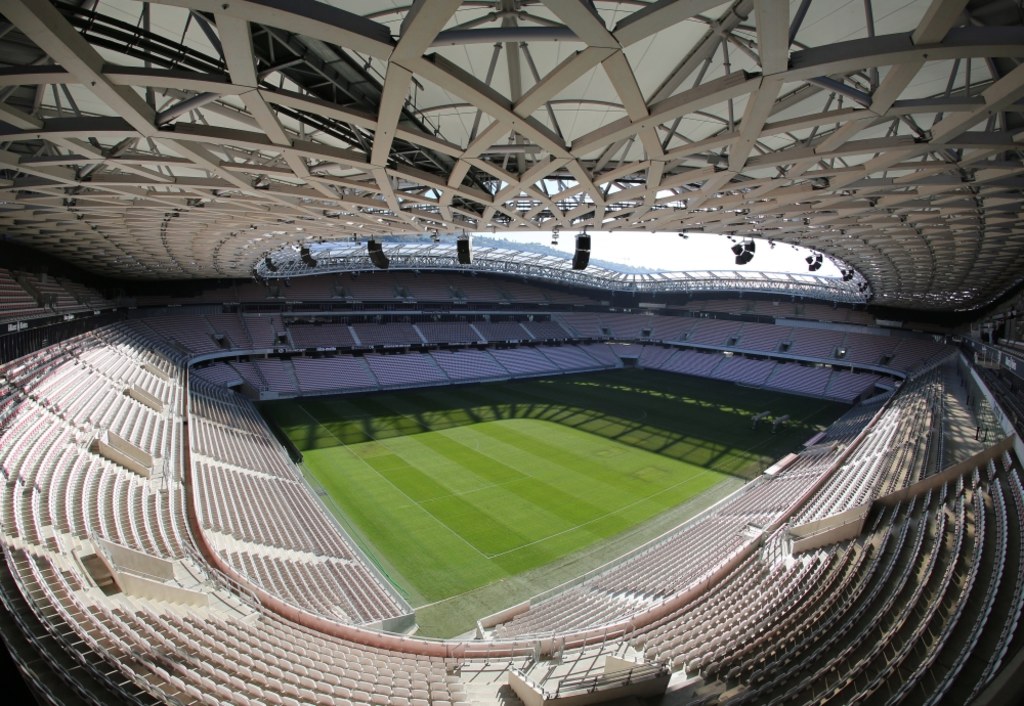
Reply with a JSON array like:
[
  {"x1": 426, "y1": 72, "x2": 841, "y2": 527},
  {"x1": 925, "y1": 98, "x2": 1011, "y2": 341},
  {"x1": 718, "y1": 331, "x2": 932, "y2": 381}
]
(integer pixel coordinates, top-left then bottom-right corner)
[
  {"x1": 282, "y1": 359, "x2": 300, "y2": 392},
  {"x1": 939, "y1": 359, "x2": 987, "y2": 466},
  {"x1": 459, "y1": 674, "x2": 527, "y2": 706},
  {"x1": 411, "y1": 324, "x2": 431, "y2": 344},
  {"x1": 355, "y1": 355, "x2": 378, "y2": 387},
  {"x1": 425, "y1": 352, "x2": 450, "y2": 381}
]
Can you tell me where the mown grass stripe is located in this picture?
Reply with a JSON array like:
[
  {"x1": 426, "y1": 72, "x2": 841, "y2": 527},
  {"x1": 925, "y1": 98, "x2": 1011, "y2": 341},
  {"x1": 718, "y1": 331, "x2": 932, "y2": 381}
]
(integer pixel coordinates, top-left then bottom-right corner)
[{"x1": 260, "y1": 369, "x2": 849, "y2": 618}]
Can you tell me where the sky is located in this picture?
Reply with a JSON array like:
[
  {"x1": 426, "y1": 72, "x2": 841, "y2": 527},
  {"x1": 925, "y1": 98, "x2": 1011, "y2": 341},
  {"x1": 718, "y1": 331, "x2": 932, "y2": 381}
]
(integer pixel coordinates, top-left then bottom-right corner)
[{"x1": 478, "y1": 231, "x2": 844, "y2": 277}]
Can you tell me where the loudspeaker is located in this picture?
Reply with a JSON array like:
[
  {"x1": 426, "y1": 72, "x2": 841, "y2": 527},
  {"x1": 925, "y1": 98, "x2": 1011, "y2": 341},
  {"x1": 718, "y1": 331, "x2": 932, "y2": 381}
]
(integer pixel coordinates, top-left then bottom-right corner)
[
  {"x1": 368, "y1": 241, "x2": 389, "y2": 270},
  {"x1": 572, "y1": 234, "x2": 591, "y2": 270},
  {"x1": 735, "y1": 240, "x2": 755, "y2": 265},
  {"x1": 264, "y1": 256, "x2": 278, "y2": 273},
  {"x1": 457, "y1": 237, "x2": 472, "y2": 264},
  {"x1": 300, "y1": 246, "x2": 316, "y2": 268}
]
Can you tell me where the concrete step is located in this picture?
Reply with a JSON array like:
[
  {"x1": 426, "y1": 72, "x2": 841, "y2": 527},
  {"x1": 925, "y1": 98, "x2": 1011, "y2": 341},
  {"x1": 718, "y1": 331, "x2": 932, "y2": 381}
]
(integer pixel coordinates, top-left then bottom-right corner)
[{"x1": 461, "y1": 682, "x2": 526, "y2": 706}]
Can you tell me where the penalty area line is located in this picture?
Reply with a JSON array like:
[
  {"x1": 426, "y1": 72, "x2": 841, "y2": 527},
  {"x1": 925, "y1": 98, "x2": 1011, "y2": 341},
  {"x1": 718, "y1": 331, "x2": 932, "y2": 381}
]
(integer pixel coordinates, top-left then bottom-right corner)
[{"x1": 294, "y1": 403, "x2": 493, "y2": 562}]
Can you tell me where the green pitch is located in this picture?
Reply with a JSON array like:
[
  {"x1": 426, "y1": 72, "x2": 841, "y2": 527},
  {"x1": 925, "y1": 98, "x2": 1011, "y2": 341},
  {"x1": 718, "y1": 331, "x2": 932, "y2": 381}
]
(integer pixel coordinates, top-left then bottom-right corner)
[{"x1": 260, "y1": 369, "x2": 847, "y2": 625}]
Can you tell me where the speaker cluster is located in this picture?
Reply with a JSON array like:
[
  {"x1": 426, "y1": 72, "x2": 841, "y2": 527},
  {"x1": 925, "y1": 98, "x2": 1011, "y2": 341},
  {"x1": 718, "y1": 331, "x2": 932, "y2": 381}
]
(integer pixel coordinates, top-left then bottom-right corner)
[
  {"x1": 572, "y1": 234, "x2": 591, "y2": 270},
  {"x1": 457, "y1": 236, "x2": 472, "y2": 264},
  {"x1": 300, "y1": 245, "x2": 316, "y2": 268},
  {"x1": 732, "y1": 240, "x2": 755, "y2": 265},
  {"x1": 367, "y1": 240, "x2": 389, "y2": 269}
]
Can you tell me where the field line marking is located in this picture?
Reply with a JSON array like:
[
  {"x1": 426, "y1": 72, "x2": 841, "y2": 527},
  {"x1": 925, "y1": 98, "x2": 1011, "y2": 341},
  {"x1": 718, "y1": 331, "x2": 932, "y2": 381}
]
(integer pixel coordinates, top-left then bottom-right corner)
[
  {"x1": 403, "y1": 421, "x2": 718, "y2": 559},
  {"x1": 485, "y1": 463, "x2": 724, "y2": 559},
  {"x1": 294, "y1": 403, "x2": 492, "y2": 561},
  {"x1": 408, "y1": 417, "x2": 730, "y2": 560}
]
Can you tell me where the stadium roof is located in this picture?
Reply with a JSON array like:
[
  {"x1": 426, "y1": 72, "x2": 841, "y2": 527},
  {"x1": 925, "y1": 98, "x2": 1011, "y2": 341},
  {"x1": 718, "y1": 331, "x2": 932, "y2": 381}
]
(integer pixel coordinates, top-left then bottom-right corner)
[{"x1": 0, "y1": 0, "x2": 1022, "y2": 311}]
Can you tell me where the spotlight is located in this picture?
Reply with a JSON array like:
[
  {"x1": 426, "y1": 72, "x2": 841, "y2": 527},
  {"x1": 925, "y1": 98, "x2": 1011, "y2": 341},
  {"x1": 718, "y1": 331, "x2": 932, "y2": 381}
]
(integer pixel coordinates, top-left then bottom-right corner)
[
  {"x1": 300, "y1": 245, "x2": 316, "y2": 268},
  {"x1": 367, "y1": 240, "x2": 389, "y2": 269},
  {"x1": 572, "y1": 232, "x2": 591, "y2": 270}
]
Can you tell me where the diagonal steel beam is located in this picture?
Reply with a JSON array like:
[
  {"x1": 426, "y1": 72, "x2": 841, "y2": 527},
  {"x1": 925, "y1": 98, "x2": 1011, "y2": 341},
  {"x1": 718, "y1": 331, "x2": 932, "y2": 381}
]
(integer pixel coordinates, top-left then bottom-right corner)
[
  {"x1": 4, "y1": 0, "x2": 156, "y2": 135},
  {"x1": 153, "y1": 0, "x2": 395, "y2": 60},
  {"x1": 373, "y1": 0, "x2": 462, "y2": 168},
  {"x1": 613, "y1": 0, "x2": 737, "y2": 48}
]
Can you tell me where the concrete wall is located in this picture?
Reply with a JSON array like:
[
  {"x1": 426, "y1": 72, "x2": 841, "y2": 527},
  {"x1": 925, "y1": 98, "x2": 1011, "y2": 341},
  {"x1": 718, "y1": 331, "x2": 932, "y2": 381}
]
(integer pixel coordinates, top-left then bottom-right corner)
[
  {"x1": 116, "y1": 572, "x2": 209, "y2": 607},
  {"x1": 108, "y1": 430, "x2": 154, "y2": 466},
  {"x1": 874, "y1": 435, "x2": 1017, "y2": 508},
  {"x1": 95, "y1": 538, "x2": 174, "y2": 580},
  {"x1": 790, "y1": 504, "x2": 869, "y2": 554},
  {"x1": 93, "y1": 436, "x2": 150, "y2": 478},
  {"x1": 127, "y1": 384, "x2": 164, "y2": 413},
  {"x1": 786, "y1": 504, "x2": 868, "y2": 553}
]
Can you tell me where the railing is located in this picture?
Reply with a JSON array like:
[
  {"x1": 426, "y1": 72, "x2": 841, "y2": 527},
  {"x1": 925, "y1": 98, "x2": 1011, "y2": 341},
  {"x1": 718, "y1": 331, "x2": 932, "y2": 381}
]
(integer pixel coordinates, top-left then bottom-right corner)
[{"x1": 553, "y1": 662, "x2": 668, "y2": 697}]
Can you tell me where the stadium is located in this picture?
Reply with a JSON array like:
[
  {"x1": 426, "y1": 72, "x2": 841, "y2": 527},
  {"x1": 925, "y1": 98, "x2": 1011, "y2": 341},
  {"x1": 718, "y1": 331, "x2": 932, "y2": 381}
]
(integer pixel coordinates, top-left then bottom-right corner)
[{"x1": 1, "y1": 1, "x2": 1023, "y2": 705}]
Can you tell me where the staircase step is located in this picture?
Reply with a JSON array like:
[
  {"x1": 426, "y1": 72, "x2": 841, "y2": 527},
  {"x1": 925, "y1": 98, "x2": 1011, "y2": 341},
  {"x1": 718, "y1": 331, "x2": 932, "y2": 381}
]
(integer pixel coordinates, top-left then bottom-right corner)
[{"x1": 461, "y1": 682, "x2": 525, "y2": 706}]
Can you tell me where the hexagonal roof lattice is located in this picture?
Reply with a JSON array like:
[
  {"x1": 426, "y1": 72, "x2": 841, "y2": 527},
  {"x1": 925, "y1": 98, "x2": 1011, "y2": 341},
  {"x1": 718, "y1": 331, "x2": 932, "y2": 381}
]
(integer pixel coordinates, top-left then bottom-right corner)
[{"x1": 0, "y1": 0, "x2": 1021, "y2": 310}]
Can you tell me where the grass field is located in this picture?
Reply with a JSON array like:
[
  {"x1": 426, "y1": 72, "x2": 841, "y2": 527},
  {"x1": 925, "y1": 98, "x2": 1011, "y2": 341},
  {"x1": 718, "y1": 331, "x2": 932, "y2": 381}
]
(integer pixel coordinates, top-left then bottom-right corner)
[{"x1": 260, "y1": 369, "x2": 847, "y2": 633}]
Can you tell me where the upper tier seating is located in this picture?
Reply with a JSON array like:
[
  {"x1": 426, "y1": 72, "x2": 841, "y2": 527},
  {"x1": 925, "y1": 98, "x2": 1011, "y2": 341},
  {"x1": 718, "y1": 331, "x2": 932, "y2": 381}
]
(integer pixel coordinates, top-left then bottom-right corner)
[
  {"x1": 0, "y1": 267, "x2": 113, "y2": 323},
  {"x1": 415, "y1": 322, "x2": 483, "y2": 345},
  {"x1": 350, "y1": 322, "x2": 423, "y2": 347},
  {"x1": 289, "y1": 322, "x2": 358, "y2": 349}
]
